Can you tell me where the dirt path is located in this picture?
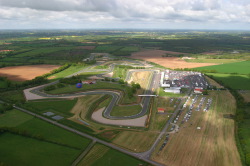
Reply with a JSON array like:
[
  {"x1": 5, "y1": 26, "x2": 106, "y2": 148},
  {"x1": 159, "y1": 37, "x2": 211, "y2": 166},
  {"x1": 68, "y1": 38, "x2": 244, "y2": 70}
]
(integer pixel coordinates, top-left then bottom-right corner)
[{"x1": 92, "y1": 107, "x2": 147, "y2": 127}]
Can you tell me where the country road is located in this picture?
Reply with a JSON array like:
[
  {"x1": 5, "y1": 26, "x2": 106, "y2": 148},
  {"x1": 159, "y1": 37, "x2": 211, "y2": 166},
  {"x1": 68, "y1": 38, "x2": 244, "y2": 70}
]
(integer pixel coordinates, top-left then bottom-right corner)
[{"x1": 13, "y1": 105, "x2": 164, "y2": 166}]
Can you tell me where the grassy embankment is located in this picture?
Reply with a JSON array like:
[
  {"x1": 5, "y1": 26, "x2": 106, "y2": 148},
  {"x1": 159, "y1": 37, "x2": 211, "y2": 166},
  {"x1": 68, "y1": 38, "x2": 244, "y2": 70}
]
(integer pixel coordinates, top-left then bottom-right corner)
[{"x1": 48, "y1": 64, "x2": 90, "y2": 81}]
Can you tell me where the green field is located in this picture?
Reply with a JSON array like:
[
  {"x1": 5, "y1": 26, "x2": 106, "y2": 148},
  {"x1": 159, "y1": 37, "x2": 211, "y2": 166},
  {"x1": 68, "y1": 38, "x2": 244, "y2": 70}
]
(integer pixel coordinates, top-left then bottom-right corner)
[
  {"x1": 110, "y1": 105, "x2": 142, "y2": 116},
  {"x1": 0, "y1": 109, "x2": 91, "y2": 166},
  {"x1": 207, "y1": 73, "x2": 250, "y2": 90},
  {"x1": 48, "y1": 64, "x2": 89, "y2": 81},
  {"x1": 78, "y1": 143, "x2": 149, "y2": 166},
  {"x1": 0, "y1": 133, "x2": 81, "y2": 166},
  {"x1": 195, "y1": 61, "x2": 250, "y2": 74},
  {"x1": 119, "y1": 46, "x2": 140, "y2": 52},
  {"x1": 94, "y1": 46, "x2": 122, "y2": 52},
  {"x1": 24, "y1": 99, "x2": 77, "y2": 117},
  {"x1": 0, "y1": 109, "x2": 33, "y2": 127},
  {"x1": 185, "y1": 59, "x2": 243, "y2": 64}
]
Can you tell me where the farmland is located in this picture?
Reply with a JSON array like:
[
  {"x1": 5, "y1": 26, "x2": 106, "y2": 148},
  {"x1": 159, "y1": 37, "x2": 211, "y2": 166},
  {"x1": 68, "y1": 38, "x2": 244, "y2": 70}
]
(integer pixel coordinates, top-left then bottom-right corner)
[
  {"x1": 23, "y1": 99, "x2": 77, "y2": 117},
  {"x1": 151, "y1": 91, "x2": 241, "y2": 166},
  {"x1": 0, "y1": 65, "x2": 60, "y2": 81},
  {"x1": 131, "y1": 50, "x2": 217, "y2": 69},
  {"x1": 206, "y1": 73, "x2": 250, "y2": 90},
  {"x1": 0, "y1": 109, "x2": 91, "y2": 166},
  {"x1": 1, "y1": 30, "x2": 250, "y2": 166},
  {"x1": 78, "y1": 143, "x2": 149, "y2": 166},
  {"x1": 195, "y1": 61, "x2": 250, "y2": 74},
  {"x1": 185, "y1": 58, "x2": 243, "y2": 64}
]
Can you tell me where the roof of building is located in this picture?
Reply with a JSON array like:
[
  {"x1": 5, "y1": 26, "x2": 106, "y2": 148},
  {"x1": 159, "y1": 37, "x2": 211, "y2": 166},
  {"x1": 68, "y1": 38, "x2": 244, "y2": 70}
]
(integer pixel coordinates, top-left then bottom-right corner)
[{"x1": 194, "y1": 88, "x2": 203, "y2": 92}]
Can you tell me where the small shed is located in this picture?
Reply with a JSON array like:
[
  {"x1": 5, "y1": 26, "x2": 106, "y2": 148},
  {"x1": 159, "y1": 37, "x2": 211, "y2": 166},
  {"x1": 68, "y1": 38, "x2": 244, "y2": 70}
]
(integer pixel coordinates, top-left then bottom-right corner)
[
  {"x1": 194, "y1": 88, "x2": 203, "y2": 94},
  {"x1": 157, "y1": 108, "x2": 165, "y2": 113}
]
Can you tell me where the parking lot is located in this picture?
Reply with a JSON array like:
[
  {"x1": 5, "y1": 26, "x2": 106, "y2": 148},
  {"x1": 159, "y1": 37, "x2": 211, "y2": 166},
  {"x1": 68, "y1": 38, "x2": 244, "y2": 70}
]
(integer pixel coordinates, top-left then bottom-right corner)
[
  {"x1": 166, "y1": 94, "x2": 213, "y2": 128},
  {"x1": 162, "y1": 70, "x2": 209, "y2": 89}
]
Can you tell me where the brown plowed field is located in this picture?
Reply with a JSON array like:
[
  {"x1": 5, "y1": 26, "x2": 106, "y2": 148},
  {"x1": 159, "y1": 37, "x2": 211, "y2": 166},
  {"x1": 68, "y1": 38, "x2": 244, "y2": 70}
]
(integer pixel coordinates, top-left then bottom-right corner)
[
  {"x1": 131, "y1": 50, "x2": 217, "y2": 69},
  {"x1": 0, "y1": 65, "x2": 60, "y2": 81}
]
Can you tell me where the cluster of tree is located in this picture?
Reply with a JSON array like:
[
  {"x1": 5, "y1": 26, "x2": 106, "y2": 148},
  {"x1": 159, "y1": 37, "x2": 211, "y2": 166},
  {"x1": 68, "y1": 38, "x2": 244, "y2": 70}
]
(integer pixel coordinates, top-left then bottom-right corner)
[
  {"x1": 0, "y1": 77, "x2": 11, "y2": 88},
  {"x1": 22, "y1": 76, "x2": 48, "y2": 87},
  {"x1": 161, "y1": 54, "x2": 184, "y2": 57},
  {"x1": 128, "y1": 82, "x2": 141, "y2": 99},
  {"x1": 103, "y1": 77, "x2": 116, "y2": 82},
  {"x1": 44, "y1": 83, "x2": 65, "y2": 91},
  {"x1": 59, "y1": 76, "x2": 81, "y2": 85},
  {"x1": 85, "y1": 60, "x2": 96, "y2": 64},
  {"x1": 0, "y1": 103, "x2": 13, "y2": 114}
]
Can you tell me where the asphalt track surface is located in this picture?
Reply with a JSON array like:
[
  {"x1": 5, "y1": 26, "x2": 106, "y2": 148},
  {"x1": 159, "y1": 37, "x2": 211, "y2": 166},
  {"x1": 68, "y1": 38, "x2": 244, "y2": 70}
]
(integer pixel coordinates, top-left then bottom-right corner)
[
  {"x1": 28, "y1": 62, "x2": 159, "y2": 120},
  {"x1": 15, "y1": 59, "x2": 184, "y2": 165}
]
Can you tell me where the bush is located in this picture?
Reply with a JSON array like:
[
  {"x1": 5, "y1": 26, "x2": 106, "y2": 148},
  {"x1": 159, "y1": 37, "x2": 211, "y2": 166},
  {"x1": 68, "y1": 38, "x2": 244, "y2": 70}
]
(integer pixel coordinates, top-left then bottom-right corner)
[{"x1": 44, "y1": 85, "x2": 56, "y2": 91}]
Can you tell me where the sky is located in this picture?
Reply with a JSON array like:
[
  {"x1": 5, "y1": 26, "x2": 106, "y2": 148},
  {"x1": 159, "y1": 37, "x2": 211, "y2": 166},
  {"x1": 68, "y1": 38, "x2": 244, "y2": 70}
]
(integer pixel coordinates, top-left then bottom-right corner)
[{"x1": 0, "y1": 0, "x2": 250, "y2": 30}]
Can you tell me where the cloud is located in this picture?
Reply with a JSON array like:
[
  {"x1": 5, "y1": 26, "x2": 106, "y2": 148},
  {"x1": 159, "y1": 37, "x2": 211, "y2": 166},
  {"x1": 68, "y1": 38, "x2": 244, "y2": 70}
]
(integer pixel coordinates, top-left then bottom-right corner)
[{"x1": 0, "y1": 0, "x2": 249, "y2": 29}]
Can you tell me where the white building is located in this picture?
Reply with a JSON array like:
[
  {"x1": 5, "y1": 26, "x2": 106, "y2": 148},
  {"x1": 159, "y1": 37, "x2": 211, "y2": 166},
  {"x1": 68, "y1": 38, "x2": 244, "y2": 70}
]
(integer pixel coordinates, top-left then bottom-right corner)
[
  {"x1": 160, "y1": 72, "x2": 171, "y2": 88},
  {"x1": 164, "y1": 87, "x2": 181, "y2": 94}
]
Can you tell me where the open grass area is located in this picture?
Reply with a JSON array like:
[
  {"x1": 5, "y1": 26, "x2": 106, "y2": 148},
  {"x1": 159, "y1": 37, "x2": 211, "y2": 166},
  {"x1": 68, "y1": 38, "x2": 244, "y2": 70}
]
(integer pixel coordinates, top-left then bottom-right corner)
[
  {"x1": 112, "y1": 66, "x2": 132, "y2": 79},
  {"x1": 47, "y1": 82, "x2": 137, "y2": 104},
  {"x1": 48, "y1": 64, "x2": 89, "y2": 81},
  {"x1": 0, "y1": 109, "x2": 91, "y2": 166},
  {"x1": 0, "y1": 133, "x2": 81, "y2": 166},
  {"x1": 24, "y1": 99, "x2": 77, "y2": 117},
  {"x1": 0, "y1": 109, "x2": 33, "y2": 127},
  {"x1": 110, "y1": 105, "x2": 142, "y2": 117},
  {"x1": 195, "y1": 61, "x2": 250, "y2": 74},
  {"x1": 207, "y1": 73, "x2": 250, "y2": 90},
  {"x1": 185, "y1": 59, "x2": 243, "y2": 64},
  {"x1": 78, "y1": 143, "x2": 149, "y2": 166}
]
